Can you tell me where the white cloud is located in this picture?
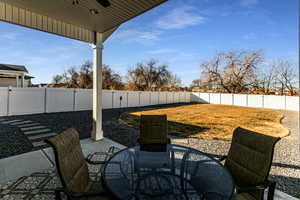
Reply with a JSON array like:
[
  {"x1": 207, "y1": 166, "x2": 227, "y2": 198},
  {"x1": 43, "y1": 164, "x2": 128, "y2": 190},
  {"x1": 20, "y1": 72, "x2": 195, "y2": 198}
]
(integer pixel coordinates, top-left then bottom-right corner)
[
  {"x1": 112, "y1": 29, "x2": 161, "y2": 44},
  {"x1": 146, "y1": 48, "x2": 178, "y2": 54},
  {"x1": 155, "y1": 6, "x2": 206, "y2": 30},
  {"x1": 0, "y1": 32, "x2": 19, "y2": 40},
  {"x1": 242, "y1": 32, "x2": 256, "y2": 40},
  {"x1": 240, "y1": 0, "x2": 258, "y2": 7}
]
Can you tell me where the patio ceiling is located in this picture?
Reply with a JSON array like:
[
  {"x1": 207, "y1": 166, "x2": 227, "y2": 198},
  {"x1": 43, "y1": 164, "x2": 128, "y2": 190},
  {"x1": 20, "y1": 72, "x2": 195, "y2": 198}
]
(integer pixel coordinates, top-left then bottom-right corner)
[
  {"x1": 0, "y1": 0, "x2": 166, "y2": 43},
  {"x1": 0, "y1": 0, "x2": 167, "y2": 140}
]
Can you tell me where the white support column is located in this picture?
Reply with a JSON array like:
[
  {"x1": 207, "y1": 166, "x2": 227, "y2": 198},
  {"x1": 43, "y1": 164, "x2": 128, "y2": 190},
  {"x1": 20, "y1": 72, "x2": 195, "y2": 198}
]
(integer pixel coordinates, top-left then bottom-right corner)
[
  {"x1": 16, "y1": 75, "x2": 19, "y2": 88},
  {"x1": 91, "y1": 33, "x2": 104, "y2": 141},
  {"x1": 21, "y1": 75, "x2": 25, "y2": 88}
]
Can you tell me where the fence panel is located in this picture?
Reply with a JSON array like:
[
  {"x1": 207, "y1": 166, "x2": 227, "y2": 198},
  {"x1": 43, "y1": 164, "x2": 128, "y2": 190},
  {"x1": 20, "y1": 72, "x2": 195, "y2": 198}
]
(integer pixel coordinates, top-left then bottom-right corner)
[
  {"x1": 0, "y1": 88, "x2": 8, "y2": 116},
  {"x1": 127, "y1": 91, "x2": 140, "y2": 107},
  {"x1": 102, "y1": 90, "x2": 113, "y2": 109},
  {"x1": 174, "y1": 92, "x2": 180, "y2": 103},
  {"x1": 264, "y1": 95, "x2": 285, "y2": 109},
  {"x1": 190, "y1": 92, "x2": 200, "y2": 102},
  {"x1": 150, "y1": 92, "x2": 159, "y2": 105},
  {"x1": 46, "y1": 88, "x2": 74, "y2": 113},
  {"x1": 178, "y1": 92, "x2": 185, "y2": 103},
  {"x1": 74, "y1": 89, "x2": 92, "y2": 111},
  {"x1": 112, "y1": 90, "x2": 128, "y2": 108},
  {"x1": 140, "y1": 92, "x2": 150, "y2": 106},
  {"x1": 210, "y1": 93, "x2": 221, "y2": 104},
  {"x1": 10, "y1": 88, "x2": 45, "y2": 115},
  {"x1": 199, "y1": 93, "x2": 210, "y2": 103},
  {"x1": 167, "y1": 92, "x2": 173, "y2": 104},
  {"x1": 247, "y1": 94, "x2": 263, "y2": 108},
  {"x1": 185, "y1": 92, "x2": 191, "y2": 102},
  {"x1": 233, "y1": 94, "x2": 247, "y2": 107},
  {"x1": 221, "y1": 93, "x2": 233, "y2": 105},
  {"x1": 159, "y1": 92, "x2": 167, "y2": 104},
  {"x1": 286, "y1": 96, "x2": 299, "y2": 111}
]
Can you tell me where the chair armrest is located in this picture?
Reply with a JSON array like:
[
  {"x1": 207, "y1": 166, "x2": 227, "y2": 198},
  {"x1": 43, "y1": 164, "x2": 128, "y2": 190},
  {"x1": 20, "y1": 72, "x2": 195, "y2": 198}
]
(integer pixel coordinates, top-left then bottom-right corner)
[
  {"x1": 55, "y1": 187, "x2": 109, "y2": 198},
  {"x1": 137, "y1": 137, "x2": 171, "y2": 144},
  {"x1": 237, "y1": 180, "x2": 274, "y2": 193},
  {"x1": 218, "y1": 155, "x2": 227, "y2": 162},
  {"x1": 86, "y1": 146, "x2": 121, "y2": 165},
  {"x1": 85, "y1": 152, "x2": 110, "y2": 165}
]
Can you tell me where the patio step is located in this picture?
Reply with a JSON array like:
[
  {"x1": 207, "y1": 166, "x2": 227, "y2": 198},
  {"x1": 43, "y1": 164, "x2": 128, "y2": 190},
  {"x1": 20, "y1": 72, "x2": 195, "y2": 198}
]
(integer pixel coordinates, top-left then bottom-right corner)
[
  {"x1": 11, "y1": 120, "x2": 32, "y2": 125},
  {"x1": 0, "y1": 117, "x2": 56, "y2": 149},
  {"x1": 28, "y1": 132, "x2": 57, "y2": 140},
  {"x1": 24, "y1": 129, "x2": 52, "y2": 135},
  {"x1": 21, "y1": 126, "x2": 47, "y2": 131},
  {"x1": 32, "y1": 141, "x2": 48, "y2": 147},
  {"x1": 1, "y1": 119, "x2": 23, "y2": 124},
  {"x1": 18, "y1": 123, "x2": 41, "y2": 128}
]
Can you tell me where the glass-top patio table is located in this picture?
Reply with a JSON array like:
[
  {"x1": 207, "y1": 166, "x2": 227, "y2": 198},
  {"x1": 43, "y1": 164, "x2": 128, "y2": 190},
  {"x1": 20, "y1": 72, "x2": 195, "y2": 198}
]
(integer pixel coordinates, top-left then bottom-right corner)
[{"x1": 102, "y1": 144, "x2": 234, "y2": 200}]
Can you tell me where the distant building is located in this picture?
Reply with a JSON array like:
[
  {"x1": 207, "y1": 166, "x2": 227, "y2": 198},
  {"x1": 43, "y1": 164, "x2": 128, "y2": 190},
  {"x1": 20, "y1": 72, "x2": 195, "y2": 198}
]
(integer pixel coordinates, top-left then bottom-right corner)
[{"x1": 0, "y1": 64, "x2": 34, "y2": 87}]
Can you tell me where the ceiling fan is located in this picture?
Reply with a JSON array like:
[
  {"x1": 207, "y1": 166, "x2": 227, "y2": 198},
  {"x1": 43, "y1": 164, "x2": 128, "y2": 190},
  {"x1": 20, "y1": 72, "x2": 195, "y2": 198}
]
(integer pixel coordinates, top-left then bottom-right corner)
[{"x1": 96, "y1": 0, "x2": 111, "y2": 7}]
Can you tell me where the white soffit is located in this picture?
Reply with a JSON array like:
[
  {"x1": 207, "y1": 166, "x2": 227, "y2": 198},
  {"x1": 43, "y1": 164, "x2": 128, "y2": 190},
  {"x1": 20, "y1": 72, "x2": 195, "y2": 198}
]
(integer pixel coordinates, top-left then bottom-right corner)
[{"x1": 0, "y1": 0, "x2": 166, "y2": 43}]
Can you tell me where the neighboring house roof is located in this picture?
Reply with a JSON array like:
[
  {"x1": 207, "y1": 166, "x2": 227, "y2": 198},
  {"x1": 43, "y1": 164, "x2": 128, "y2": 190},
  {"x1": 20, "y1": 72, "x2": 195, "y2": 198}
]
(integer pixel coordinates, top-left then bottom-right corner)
[
  {"x1": 25, "y1": 75, "x2": 34, "y2": 79},
  {"x1": 0, "y1": 64, "x2": 28, "y2": 73}
]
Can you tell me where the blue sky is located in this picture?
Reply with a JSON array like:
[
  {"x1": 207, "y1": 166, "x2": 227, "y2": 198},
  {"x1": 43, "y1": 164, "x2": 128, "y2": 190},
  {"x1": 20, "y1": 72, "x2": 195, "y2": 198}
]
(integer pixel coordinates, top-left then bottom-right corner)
[{"x1": 0, "y1": 0, "x2": 298, "y2": 86}]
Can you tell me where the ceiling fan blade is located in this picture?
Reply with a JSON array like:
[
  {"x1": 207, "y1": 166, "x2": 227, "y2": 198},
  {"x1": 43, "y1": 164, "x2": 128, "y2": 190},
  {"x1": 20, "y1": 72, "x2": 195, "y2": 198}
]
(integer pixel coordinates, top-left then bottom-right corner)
[{"x1": 96, "y1": 0, "x2": 111, "y2": 7}]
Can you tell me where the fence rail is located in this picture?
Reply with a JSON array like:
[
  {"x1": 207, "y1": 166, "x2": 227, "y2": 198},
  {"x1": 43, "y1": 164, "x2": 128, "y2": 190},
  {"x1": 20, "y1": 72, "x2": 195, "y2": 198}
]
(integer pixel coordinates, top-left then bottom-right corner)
[
  {"x1": 0, "y1": 87, "x2": 190, "y2": 116},
  {"x1": 191, "y1": 92, "x2": 299, "y2": 111}
]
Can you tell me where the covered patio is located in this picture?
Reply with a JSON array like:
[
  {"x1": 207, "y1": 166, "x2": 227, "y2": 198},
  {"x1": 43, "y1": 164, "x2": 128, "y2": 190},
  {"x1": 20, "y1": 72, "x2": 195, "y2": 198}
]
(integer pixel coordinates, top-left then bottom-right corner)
[
  {"x1": 0, "y1": 1, "x2": 298, "y2": 200},
  {"x1": 0, "y1": 0, "x2": 167, "y2": 141}
]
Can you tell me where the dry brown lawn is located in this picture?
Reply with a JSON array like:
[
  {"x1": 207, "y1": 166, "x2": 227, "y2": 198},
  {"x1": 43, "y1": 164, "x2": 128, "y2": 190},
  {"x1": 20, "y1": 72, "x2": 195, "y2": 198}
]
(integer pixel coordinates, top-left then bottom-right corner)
[{"x1": 120, "y1": 104, "x2": 289, "y2": 140}]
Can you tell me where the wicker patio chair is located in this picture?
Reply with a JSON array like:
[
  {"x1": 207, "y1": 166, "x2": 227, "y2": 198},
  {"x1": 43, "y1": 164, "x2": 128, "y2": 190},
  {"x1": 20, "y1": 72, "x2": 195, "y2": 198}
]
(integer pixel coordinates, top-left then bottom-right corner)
[
  {"x1": 45, "y1": 128, "x2": 117, "y2": 200},
  {"x1": 137, "y1": 114, "x2": 170, "y2": 152},
  {"x1": 219, "y1": 127, "x2": 280, "y2": 200}
]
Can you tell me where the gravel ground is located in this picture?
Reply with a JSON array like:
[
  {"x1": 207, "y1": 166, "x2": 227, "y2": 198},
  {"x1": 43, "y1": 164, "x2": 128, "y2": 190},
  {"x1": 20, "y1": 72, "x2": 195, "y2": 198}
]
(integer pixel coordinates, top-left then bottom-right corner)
[{"x1": 0, "y1": 103, "x2": 299, "y2": 198}]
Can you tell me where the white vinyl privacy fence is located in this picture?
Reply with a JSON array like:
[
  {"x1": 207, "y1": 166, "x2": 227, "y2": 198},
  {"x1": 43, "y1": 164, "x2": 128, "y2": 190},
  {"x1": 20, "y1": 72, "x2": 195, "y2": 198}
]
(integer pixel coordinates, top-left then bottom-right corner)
[
  {"x1": 0, "y1": 87, "x2": 190, "y2": 116},
  {"x1": 191, "y1": 92, "x2": 299, "y2": 111},
  {"x1": 0, "y1": 88, "x2": 298, "y2": 116}
]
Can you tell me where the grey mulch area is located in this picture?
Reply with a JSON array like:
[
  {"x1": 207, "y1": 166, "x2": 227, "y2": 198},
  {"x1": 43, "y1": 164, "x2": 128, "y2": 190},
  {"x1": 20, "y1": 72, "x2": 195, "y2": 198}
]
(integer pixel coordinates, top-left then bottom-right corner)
[{"x1": 0, "y1": 103, "x2": 299, "y2": 198}]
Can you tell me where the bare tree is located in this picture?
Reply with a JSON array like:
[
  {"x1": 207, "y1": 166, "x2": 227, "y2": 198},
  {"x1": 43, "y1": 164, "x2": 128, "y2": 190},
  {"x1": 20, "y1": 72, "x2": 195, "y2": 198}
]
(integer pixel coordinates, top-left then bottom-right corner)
[
  {"x1": 126, "y1": 59, "x2": 172, "y2": 91},
  {"x1": 274, "y1": 59, "x2": 298, "y2": 95},
  {"x1": 258, "y1": 63, "x2": 277, "y2": 94},
  {"x1": 78, "y1": 61, "x2": 93, "y2": 88},
  {"x1": 66, "y1": 67, "x2": 79, "y2": 88},
  {"x1": 200, "y1": 49, "x2": 264, "y2": 93},
  {"x1": 52, "y1": 61, "x2": 124, "y2": 89},
  {"x1": 165, "y1": 74, "x2": 182, "y2": 90},
  {"x1": 52, "y1": 75, "x2": 63, "y2": 84},
  {"x1": 102, "y1": 65, "x2": 124, "y2": 90}
]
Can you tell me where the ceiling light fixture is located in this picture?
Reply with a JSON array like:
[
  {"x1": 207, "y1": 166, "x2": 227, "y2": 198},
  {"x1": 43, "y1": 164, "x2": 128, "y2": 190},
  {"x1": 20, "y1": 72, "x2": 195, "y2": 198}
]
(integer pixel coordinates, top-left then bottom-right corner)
[{"x1": 90, "y1": 9, "x2": 99, "y2": 15}]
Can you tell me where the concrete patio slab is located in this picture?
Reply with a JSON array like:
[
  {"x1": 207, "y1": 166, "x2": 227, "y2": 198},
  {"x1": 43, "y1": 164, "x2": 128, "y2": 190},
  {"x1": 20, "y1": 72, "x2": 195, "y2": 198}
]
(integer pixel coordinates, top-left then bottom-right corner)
[
  {"x1": 0, "y1": 136, "x2": 297, "y2": 200},
  {"x1": 0, "y1": 137, "x2": 125, "y2": 183}
]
